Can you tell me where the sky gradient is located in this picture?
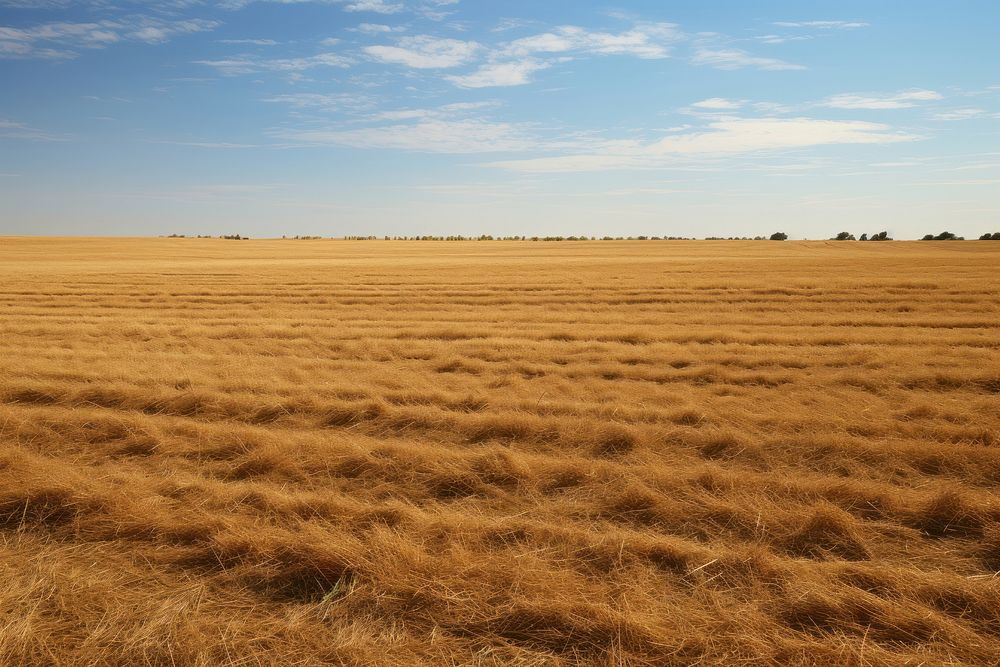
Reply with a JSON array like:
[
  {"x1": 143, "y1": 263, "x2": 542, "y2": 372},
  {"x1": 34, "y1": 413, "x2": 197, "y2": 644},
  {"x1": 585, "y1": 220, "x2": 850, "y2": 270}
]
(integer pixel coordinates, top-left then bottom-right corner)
[{"x1": 1, "y1": 0, "x2": 999, "y2": 238}]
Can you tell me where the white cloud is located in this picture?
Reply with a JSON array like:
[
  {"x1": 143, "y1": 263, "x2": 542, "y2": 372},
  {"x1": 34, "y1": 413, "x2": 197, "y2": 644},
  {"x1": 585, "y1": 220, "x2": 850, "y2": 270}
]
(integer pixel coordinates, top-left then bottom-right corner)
[
  {"x1": 437, "y1": 21, "x2": 679, "y2": 89},
  {"x1": 130, "y1": 27, "x2": 171, "y2": 43},
  {"x1": 344, "y1": 0, "x2": 403, "y2": 14},
  {"x1": 374, "y1": 109, "x2": 435, "y2": 121},
  {"x1": 651, "y1": 118, "x2": 916, "y2": 153},
  {"x1": 350, "y1": 23, "x2": 404, "y2": 34},
  {"x1": 218, "y1": 38, "x2": 279, "y2": 45},
  {"x1": 262, "y1": 92, "x2": 373, "y2": 111},
  {"x1": 491, "y1": 18, "x2": 537, "y2": 33},
  {"x1": 774, "y1": 20, "x2": 869, "y2": 29},
  {"x1": 931, "y1": 108, "x2": 985, "y2": 121},
  {"x1": 691, "y1": 97, "x2": 743, "y2": 110},
  {"x1": 752, "y1": 101, "x2": 794, "y2": 114},
  {"x1": 909, "y1": 179, "x2": 1000, "y2": 187},
  {"x1": 368, "y1": 100, "x2": 497, "y2": 121},
  {"x1": 821, "y1": 89, "x2": 942, "y2": 109},
  {"x1": 440, "y1": 101, "x2": 497, "y2": 111},
  {"x1": 0, "y1": 118, "x2": 63, "y2": 141},
  {"x1": 415, "y1": 0, "x2": 460, "y2": 21},
  {"x1": 488, "y1": 117, "x2": 921, "y2": 172},
  {"x1": 0, "y1": 16, "x2": 218, "y2": 59},
  {"x1": 503, "y1": 32, "x2": 574, "y2": 56},
  {"x1": 502, "y1": 22, "x2": 680, "y2": 60},
  {"x1": 364, "y1": 35, "x2": 479, "y2": 68},
  {"x1": 276, "y1": 119, "x2": 531, "y2": 153},
  {"x1": 870, "y1": 159, "x2": 929, "y2": 168},
  {"x1": 154, "y1": 141, "x2": 263, "y2": 149},
  {"x1": 260, "y1": 52, "x2": 354, "y2": 71},
  {"x1": 0, "y1": 0, "x2": 73, "y2": 6},
  {"x1": 197, "y1": 52, "x2": 352, "y2": 75},
  {"x1": 216, "y1": 0, "x2": 403, "y2": 10},
  {"x1": 692, "y1": 48, "x2": 805, "y2": 71},
  {"x1": 754, "y1": 34, "x2": 811, "y2": 44},
  {"x1": 446, "y1": 58, "x2": 548, "y2": 88}
]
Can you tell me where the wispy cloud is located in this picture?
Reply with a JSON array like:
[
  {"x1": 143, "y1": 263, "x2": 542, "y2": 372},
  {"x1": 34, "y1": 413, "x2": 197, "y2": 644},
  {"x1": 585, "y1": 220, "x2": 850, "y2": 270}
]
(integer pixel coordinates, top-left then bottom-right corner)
[
  {"x1": 414, "y1": 0, "x2": 459, "y2": 21},
  {"x1": 271, "y1": 98, "x2": 531, "y2": 152},
  {"x1": 217, "y1": 38, "x2": 279, "y2": 45},
  {"x1": 153, "y1": 140, "x2": 264, "y2": 149},
  {"x1": 820, "y1": 89, "x2": 942, "y2": 109},
  {"x1": 364, "y1": 35, "x2": 479, "y2": 68},
  {"x1": 197, "y1": 51, "x2": 352, "y2": 75},
  {"x1": 262, "y1": 92, "x2": 374, "y2": 112},
  {"x1": 773, "y1": 20, "x2": 869, "y2": 29},
  {"x1": 447, "y1": 58, "x2": 549, "y2": 88},
  {"x1": 344, "y1": 0, "x2": 403, "y2": 14},
  {"x1": 692, "y1": 48, "x2": 805, "y2": 71},
  {"x1": 370, "y1": 100, "x2": 498, "y2": 120},
  {"x1": 754, "y1": 34, "x2": 812, "y2": 45},
  {"x1": 488, "y1": 117, "x2": 921, "y2": 172},
  {"x1": 219, "y1": 0, "x2": 442, "y2": 12},
  {"x1": 0, "y1": 118, "x2": 65, "y2": 141},
  {"x1": 491, "y1": 17, "x2": 538, "y2": 33},
  {"x1": 0, "y1": 16, "x2": 218, "y2": 59},
  {"x1": 691, "y1": 97, "x2": 744, "y2": 110},
  {"x1": 276, "y1": 118, "x2": 532, "y2": 153},
  {"x1": 501, "y1": 22, "x2": 680, "y2": 60},
  {"x1": 908, "y1": 179, "x2": 1000, "y2": 187},
  {"x1": 439, "y1": 21, "x2": 680, "y2": 89},
  {"x1": 0, "y1": 0, "x2": 74, "y2": 7},
  {"x1": 931, "y1": 108, "x2": 986, "y2": 121},
  {"x1": 349, "y1": 22, "x2": 405, "y2": 34}
]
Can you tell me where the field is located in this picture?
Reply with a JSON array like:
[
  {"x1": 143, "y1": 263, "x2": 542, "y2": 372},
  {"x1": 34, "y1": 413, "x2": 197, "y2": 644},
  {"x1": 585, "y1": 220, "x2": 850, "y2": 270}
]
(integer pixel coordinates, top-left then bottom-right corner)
[{"x1": 1, "y1": 237, "x2": 999, "y2": 666}]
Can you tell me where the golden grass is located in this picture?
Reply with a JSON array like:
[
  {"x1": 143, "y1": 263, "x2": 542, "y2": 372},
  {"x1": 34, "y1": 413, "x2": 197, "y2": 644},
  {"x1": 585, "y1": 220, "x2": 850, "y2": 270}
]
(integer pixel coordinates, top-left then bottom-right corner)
[{"x1": 0, "y1": 237, "x2": 998, "y2": 665}]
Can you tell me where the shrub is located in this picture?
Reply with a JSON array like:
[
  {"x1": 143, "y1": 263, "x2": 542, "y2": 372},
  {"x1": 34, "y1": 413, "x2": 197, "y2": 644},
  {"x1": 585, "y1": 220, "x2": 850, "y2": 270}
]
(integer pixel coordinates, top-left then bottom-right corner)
[
  {"x1": 979, "y1": 232, "x2": 1000, "y2": 240},
  {"x1": 923, "y1": 231, "x2": 962, "y2": 241},
  {"x1": 833, "y1": 232, "x2": 855, "y2": 241},
  {"x1": 769, "y1": 232, "x2": 788, "y2": 241}
]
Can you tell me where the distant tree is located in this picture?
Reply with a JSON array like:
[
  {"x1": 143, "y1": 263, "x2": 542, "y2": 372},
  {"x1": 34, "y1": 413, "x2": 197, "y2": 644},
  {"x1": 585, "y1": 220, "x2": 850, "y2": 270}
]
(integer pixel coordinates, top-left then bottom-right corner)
[
  {"x1": 859, "y1": 233, "x2": 869, "y2": 241},
  {"x1": 921, "y1": 231, "x2": 961, "y2": 240},
  {"x1": 871, "y1": 231, "x2": 891, "y2": 241},
  {"x1": 833, "y1": 232, "x2": 855, "y2": 240},
  {"x1": 980, "y1": 232, "x2": 1000, "y2": 240},
  {"x1": 769, "y1": 232, "x2": 788, "y2": 241}
]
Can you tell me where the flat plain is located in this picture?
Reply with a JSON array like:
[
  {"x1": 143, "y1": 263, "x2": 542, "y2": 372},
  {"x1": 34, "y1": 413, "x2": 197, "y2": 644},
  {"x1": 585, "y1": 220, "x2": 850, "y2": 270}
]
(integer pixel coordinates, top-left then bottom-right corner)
[{"x1": 1, "y1": 237, "x2": 999, "y2": 666}]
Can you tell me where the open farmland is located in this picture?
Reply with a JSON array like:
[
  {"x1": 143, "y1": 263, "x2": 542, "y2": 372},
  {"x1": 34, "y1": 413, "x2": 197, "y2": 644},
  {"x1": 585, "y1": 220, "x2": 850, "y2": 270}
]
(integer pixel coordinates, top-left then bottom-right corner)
[{"x1": 1, "y1": 237, "x2": 999, "y2": 666}]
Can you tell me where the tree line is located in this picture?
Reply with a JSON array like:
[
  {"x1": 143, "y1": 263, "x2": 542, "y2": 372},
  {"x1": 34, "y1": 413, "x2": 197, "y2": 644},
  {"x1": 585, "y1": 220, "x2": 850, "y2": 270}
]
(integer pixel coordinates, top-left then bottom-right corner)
[{"x1": 163, "y1": 231, "x2": 1000, "y2": 241}]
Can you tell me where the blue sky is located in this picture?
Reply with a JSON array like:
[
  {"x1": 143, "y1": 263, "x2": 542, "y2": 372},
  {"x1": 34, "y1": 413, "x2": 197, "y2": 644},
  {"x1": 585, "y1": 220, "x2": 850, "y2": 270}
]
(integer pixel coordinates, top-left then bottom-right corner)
[{"x1": 1, "y1": 0, "x2": 998, "y2": 238}]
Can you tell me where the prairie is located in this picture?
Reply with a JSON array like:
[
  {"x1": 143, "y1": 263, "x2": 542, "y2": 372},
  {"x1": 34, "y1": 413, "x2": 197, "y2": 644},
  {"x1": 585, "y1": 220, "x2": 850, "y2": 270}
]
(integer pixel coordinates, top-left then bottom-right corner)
[{"x1": 1, "y1": 237, "x2": 999, "y2": 666}]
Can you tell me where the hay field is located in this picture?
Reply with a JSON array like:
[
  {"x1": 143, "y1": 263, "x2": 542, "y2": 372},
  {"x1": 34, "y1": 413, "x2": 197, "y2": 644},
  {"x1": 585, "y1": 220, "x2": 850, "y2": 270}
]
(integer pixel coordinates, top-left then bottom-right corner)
[{"x1": 1, "y1": 237, "x2": 999, "y2": 666}]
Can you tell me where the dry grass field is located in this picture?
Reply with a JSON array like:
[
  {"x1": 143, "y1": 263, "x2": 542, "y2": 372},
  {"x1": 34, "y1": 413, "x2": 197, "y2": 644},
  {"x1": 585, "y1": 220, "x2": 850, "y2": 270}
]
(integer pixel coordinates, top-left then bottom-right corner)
[{"x1": 1, "y1": 237, "x2": 999, "y2": 666}]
